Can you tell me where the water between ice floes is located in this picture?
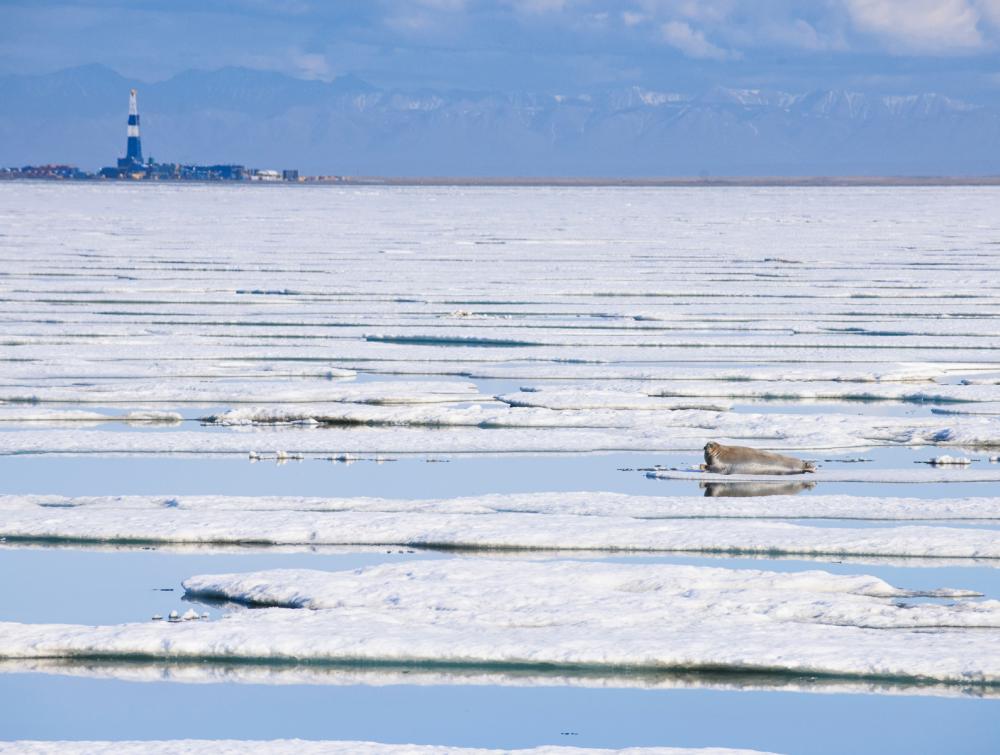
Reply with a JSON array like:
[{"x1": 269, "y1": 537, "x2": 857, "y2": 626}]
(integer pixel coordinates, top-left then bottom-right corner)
[
  {"x1": 2, "y1": 444, "x2": 997, "y2": 499},
  {"x1": 1, "y1": 669, "x2": 996, "y2": 754}
]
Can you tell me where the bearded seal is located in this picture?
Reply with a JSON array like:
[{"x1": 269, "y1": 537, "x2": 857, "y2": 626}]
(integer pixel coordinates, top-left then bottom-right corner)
[{"x1": 703, "y1": 442, "x2": 816, "y2": 475}]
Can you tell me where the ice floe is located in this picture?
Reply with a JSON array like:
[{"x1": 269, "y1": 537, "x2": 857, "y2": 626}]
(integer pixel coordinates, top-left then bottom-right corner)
[
  {"x1": 921, "y1": 456, "x2": 973, "y2": 466},
  {"x1": 200, "y1": 403, "x2": 628, "y2": 429},
  {"x1": 4, "y1": 404, "x2": 1000, "y2": 454},
  {"x1": 497, "y1": 390, "x2": 732, "y2": 412},
  {"x1": 1, "y1": 493, "x2": 999, "y2": 558},
  {"x1": 5, "y1": 492, "x2": 997, "y2": 520},
  {"x1": 0, "y1": 380, "x2": 485, "y2": 406},
  {"x1": 1, "y1": 560, "x2": 997, "y2": 684},
  {"x1": 0, "y1": 408, "x2": 183, "y2": 426},
  {"x1": 646, "y1": 381, "x2": 1000, "y2": 404},
  {"x1": 8, "y1": 359, "x2": 978, "y2": 387}
]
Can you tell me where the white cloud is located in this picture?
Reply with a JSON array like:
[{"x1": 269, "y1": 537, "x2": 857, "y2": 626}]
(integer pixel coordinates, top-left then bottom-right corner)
[
  {"x1": 844, "y1": 0, "x2": 986, "y2": 52},
  {"x1": 292, "y1": 52, "x2": 332, "y2": 80},
  {"x1": 660, "y1": 20, "x2": 737, "y2": 60},
  {"x1": 504, "y1": 0, "x2": 569, "y2": 14},
  {"x1": 622, "y1": 11, "x2": 646, "y2": 27},
  {"x1": 745, "y1": 17, "x2": 849, "y2": 52},
  {"x1": 414, "y1": 0, "x2": 468, "y2": 10}
]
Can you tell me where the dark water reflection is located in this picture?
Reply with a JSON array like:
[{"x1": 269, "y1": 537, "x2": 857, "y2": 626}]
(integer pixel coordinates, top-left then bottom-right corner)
[{"x1": 701, "y1": 481, "x2": 817, "y2": 497}]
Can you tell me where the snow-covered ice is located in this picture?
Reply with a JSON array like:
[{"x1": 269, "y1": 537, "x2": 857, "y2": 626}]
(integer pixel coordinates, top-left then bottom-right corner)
[
  {"x1": 1, "y1": 493, "x2": 998, "y2": 558},
  {"x1": 1, "y1": 560, "x2": 997, "y2": 684},
  {"x1": 0, "y1": 380, "x2": 484, "y2": 406},
  {"x1": 6, "y1": 492, "x2": 998, "y2": 520},
  {"x1": 922, "y1": 455, "x2": 972, "y2": 466},
  {"x1": 5, "y1": 407, "x2": 1000, "y2": 454}
]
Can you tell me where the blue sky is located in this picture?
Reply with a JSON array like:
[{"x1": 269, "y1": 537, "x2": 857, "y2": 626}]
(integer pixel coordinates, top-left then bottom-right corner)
[{"x1": 3, "y1": 0, "x2": 1000, "y2": 97}]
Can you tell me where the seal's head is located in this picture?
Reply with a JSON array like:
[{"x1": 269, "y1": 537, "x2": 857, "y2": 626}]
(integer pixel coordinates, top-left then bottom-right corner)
[{"x1": 704, "y1": 441, "x2": 721, "y2": 462}]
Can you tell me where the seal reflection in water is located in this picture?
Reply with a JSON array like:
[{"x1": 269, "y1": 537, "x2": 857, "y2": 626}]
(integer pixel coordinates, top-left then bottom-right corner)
[
  {"x1": 701, "y1": 481, "x2": 816, "y2": 497},
  {"x1": 703, "y1": 441, "x2": 816, "y2": 475}
]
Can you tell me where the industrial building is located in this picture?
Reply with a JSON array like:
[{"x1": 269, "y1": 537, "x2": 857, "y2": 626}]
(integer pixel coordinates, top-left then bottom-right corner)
[{"x1": 97, "y1": 90, "x2": 298, "y2": 182}]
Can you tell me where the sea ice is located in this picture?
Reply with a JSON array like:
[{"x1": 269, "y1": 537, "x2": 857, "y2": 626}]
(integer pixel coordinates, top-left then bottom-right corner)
[
  {"x1": 0, "y1": 380, "x2": 485, "y2": 406},
  {"x1": 2, "y1": 493, "x2": 998, "y2": 558},
  {"x1": 6, "y1": 184, "x2": 1000, "y2": 720},
  {"x1": 5, "y1": 492, "x2": 997, "y2": 520},
  {"x1": 4, "y1": 405, "x2": 1000, "y2": 454},
  {"x1": 0, "y1": 560, "x2": 997, "y2": 684}
]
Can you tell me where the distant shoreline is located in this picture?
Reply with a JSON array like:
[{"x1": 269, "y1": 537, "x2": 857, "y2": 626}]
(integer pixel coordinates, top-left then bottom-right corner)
[
  {"x1": 333, "y1": 176, "x2": 1000, "y2": 187},
  {"x1": 4, "y1": 175, "x2": 1000, "y2": 187}
]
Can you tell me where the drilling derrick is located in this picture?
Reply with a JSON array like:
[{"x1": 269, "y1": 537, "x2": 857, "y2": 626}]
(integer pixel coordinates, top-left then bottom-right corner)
[{"x1": 117, "y1": 88, "x2": 144, "y2": 171}]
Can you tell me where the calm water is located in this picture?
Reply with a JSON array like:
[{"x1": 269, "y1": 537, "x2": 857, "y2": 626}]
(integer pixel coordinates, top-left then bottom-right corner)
[
  {"x1": 2, "y1": 445, "x2": 999, "y2": 500},
  {"x1": 1, "y1": 671, "x2": 998, "y2": 754}
]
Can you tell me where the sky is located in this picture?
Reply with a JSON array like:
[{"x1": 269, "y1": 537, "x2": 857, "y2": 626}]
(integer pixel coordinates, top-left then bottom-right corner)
[{"x1": 2, "y1": 0, "x2": 1000, "y2": 97}]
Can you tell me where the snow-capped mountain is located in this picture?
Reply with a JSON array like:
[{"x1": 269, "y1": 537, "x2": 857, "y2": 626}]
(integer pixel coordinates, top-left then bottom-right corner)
[{"x1": 1, "y1": 65, "x2": 997, "y2": 175}]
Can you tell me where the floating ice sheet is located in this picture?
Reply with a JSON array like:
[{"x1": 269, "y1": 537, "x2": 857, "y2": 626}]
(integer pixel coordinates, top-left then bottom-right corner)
[
  {"x1": 0, "y1": 409, "x2": 184, "y2": 426},
  {"x1": 4, "y1": 406, "x2": 1000, "y2": 454},
  {"x1": 3, "y1": 359, "x2": 995, "y2": 387},
  {"x1": 505, "y1": 382, "x2": 1000, "y2": 406},
  {"x1": 496, "y1": 391, "x2": 730, "y2": 411},
  {"x1": 201, "y1": 404, "x2": 628, "y2": 429},
  {"x1": 1, "y1": 560, "x2": 997, "y2": 684},
  {"x1": 5, "y1": 492, "x2": 998, "y2": 520},
  {"x1": 4, "y1": 509, "x2": 997, "y2": 557},
  {"x1": 0, "y1": 381, "x2": 484, "y2": 406},
  {"x1": 1, "y1": 493, "x2": 998, "y2": 558}
]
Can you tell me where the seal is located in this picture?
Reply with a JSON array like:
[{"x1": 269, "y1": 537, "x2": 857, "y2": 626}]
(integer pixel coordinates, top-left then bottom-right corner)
[{"x1": 703, "y1": 441, "x2": 816, "y2": 475}]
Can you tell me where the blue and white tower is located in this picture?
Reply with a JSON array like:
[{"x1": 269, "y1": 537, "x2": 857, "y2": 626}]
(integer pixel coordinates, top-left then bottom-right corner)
[
  {"x1": 117, "y1": 88, "x2": 143, "y2": 169},
  {"x1": 126, "y1": 88, "x2": 142, "y2": 163}
]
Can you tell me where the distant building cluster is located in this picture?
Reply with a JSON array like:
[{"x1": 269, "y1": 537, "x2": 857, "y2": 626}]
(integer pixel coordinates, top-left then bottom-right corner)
[
  {"x1": 0, "y1": 164, "x2": 91, "y2": 180},
  {"x1": 1, "y1": 89, "x2": 310, "y2": 183}
]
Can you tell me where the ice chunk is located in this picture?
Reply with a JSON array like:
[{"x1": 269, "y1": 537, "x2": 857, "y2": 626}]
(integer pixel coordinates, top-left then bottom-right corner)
[{"x1": 921, "y1": 455, "x2": 973, "y2": 466}]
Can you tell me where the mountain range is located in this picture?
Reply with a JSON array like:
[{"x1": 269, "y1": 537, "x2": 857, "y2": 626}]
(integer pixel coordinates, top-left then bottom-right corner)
[{"x1": 1, "y1": 64, "x2": 998, "y2": 176}]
